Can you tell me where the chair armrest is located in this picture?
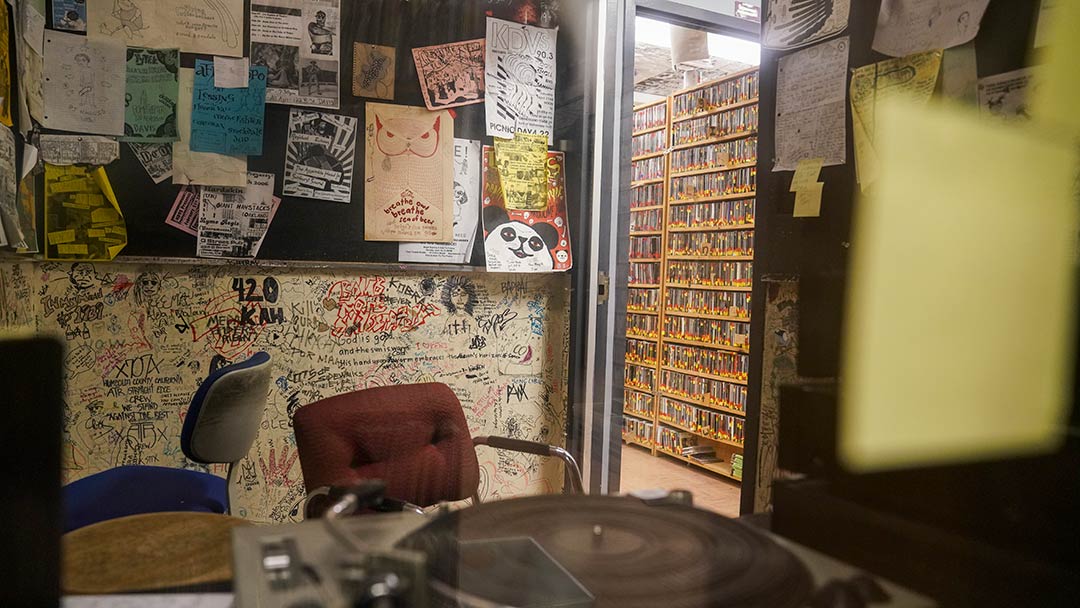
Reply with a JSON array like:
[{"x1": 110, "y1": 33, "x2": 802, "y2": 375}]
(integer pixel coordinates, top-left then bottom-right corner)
[
  {"x1": 473, "y1": 436, "x2": 585, "y2": 494},
  {"x1": 303, "y1": 484, "x2": 425, "y2": 519}
]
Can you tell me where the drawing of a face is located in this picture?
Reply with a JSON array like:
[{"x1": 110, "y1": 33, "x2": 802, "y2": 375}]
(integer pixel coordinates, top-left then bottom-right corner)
[
  {"x1": 486, "y1": 221, "x2": 554, "y2": 271},
  {"x1": 68, "y1": 263, "x2": 96, "y2": 290},
  {"x1": 375, "y1": 114, "x2": 441, "y2": 158},
  {"x1": 74, "y1": 53, "x2": 91, "y2": 68}
]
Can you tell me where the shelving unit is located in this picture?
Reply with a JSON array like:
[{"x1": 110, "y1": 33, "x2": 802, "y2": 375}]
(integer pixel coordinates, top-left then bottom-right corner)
[
  {"x1": 624, "y1": 98, "x2": 668, "y2": 454},
  {"x1": 623, "y1": 71, "x2": 758, "y2": 485}
]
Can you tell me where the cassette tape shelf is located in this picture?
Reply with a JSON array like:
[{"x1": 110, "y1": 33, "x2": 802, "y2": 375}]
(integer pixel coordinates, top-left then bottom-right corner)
[{"x1": 624, "y1": 69, "x2": 759, "y2": 483}]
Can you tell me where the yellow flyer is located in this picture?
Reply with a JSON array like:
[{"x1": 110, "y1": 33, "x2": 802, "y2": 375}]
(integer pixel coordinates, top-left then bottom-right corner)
[{"x1": 44, "y1": 165, "x2": 127, "y2": 260}]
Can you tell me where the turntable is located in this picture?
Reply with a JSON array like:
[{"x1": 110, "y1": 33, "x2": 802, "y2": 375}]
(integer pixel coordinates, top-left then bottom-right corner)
[{"x1": 232, "y1": 493, "x2": 931, "y2": 607}]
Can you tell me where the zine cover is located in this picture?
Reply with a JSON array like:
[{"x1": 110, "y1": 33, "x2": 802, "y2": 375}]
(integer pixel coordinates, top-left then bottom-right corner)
[
  {"x1": 283, "y1": 108, "x2": 357, "y2": 203},
  {"x1": 482, "y1": 146, "x2": 571, "y2": 272}
]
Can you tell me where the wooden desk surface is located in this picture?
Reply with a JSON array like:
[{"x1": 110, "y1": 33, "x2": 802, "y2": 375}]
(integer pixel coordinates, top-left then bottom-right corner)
[{"x1": 62, "y1": 511, "x2": 250, "y2": 595}]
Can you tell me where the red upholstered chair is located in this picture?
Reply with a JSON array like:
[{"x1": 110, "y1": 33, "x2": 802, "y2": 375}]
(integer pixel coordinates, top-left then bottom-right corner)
[{"x1": 293, "y1": 383, "x2": 582, "y2": 516}]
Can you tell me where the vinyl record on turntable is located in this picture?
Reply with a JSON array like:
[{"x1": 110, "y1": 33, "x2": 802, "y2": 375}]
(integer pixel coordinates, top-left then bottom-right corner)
[{"x1": 398, "y1": 494, "x2": 813, "y2": 608}]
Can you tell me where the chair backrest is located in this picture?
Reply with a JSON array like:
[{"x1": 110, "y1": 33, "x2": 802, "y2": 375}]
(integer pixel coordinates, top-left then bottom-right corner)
[
  {"x1": 181, "y1": 352, "x2": 272, "y2": 465},
  {"x1": 293, "y1": 383, "x2": 480, "y2": 508}
]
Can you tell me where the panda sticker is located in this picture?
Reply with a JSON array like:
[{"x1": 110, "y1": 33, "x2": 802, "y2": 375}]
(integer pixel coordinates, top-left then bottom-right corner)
[{"x1": 482, "y1": 206, "x2": 559, "y2": 272}]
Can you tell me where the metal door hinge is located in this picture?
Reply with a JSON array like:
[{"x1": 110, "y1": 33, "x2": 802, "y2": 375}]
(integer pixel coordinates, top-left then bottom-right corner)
[{"x1": 597, "y1": 272, "x2": 610, "y2": 305}]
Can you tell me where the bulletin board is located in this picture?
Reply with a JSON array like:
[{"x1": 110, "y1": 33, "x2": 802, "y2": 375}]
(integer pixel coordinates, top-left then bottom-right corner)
[{"x1": 34, "y1": 0, "x2": 575, "y2": 265}]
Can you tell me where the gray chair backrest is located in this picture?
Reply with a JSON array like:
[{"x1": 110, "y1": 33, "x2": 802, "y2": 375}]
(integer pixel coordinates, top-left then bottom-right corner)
[{"x1": 185, "y1": 352, "x2": 272, "y2": 465}]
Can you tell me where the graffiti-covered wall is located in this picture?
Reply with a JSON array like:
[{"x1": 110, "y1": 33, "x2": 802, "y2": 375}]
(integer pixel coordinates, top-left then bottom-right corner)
[{"x1": 0, "y1": 261, "x2": 571, "y2": 523}]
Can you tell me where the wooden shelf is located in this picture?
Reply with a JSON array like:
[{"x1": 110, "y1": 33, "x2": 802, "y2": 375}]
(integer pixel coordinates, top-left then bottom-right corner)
[
  {"x1": 667, "y1": 223, "x2": 755, "y2": 233},
  {"x1": 624, "y1": 382, "x2": 655, "y2": 393},
  {"x1": 626, "y1": 309, "x2": 659, "y2": 315},
  {"x1": 657, "y1": 419, "x2": 745, "y2": 450},
  {"x1": 654, "y1": 447, "x2": 742, "y2": 481},
  {"x1": 664, "y1": 283, "x2": 752, "y2": 292},
  {"x1": 625, "y1": 334, "x2": 659, "y2": 343},
  {"x1": 658, "y1": 389, "x2": 746, "y2": 417},
  {"x1": 629, "y1": 257, "x2": 662, "y2": 263},
  {"x1": 628, "y1": 283, "x2": 661, "y2": 289},
  {"x1": 623, "y1": 409, "x2": 654, "y2": 422},
  {"x1": 631, "y1": 177, "x2": 665, "y2": 187},
  {"x1": 623, "y1": 435, "x2": 655, "y2": 451},
  {"x1": 668, "y1": 191, "x2": 756, "y2": 206},
  {"x1": 629, "y1": 230, "x2": 663, "y2": 236},
  {"x1": 670, "y1": 162, "x2": 756, "y2": 179},
  {"x1": 670, "y1": 130, "x2": 757, "y2": 152},
  {"x1": 661, "y1": 365, "x2": 747, "y2": 386},
  {"x1": 663, "y1": 310, "x2": 750, "y2": 323},
  {"x1": 671, "y1": 97, "x2": 760, "y2": 125},
  {"x1": 632, "y1": 150, "x2": 666, "y2": 162},
  {"x1": 625, "y1": 358, "x2": 658, "y2": 368},
  {"x1": 629, "y1": 204, "x2": 664, "y2": 210},
  {"x1": 663, "y1": 336, "x2": 749, "y2": 354},
  {"x1": 672, "y1": 66, "x2": 759, "y2": 96},
  {"x1": 666, "y1": 255, "x2": 754, "y2": 261}
]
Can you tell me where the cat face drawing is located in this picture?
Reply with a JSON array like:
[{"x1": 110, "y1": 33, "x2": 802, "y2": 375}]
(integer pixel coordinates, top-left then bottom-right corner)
[{"x1": 375, "y1": 114, "x2": 441, "y2": 158}]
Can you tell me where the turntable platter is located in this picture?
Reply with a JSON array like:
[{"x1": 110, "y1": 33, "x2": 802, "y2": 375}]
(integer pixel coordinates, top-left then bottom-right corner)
[{"x1": 400, "y1": 494, "x2": 812, "y2": 608}]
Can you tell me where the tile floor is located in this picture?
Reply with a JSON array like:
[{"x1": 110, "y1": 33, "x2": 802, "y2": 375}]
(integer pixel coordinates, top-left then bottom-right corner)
[{"x1": 617, "y1": 443, "x2": 742, "y2": 518}]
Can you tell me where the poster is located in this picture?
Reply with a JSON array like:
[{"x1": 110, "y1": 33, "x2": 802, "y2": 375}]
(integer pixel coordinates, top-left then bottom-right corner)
[
  {"x1": 0, "y1": 1, "x2": 12, "y2": 127},
  {"x1": 197, "y1": 172, "x2": 280, "y2": 258},
  {"x1": 15, "y1": 174, "x2": 39, "y2": 253},
  {"x1": 43, "y1": 164, "x2": 127, "y2": 261},
  {"x1": 773, "y1": 36, "x2": 849, "y2": 171},
  {"x1": 352, "y1": 43, "x2": 395, "y2": 100},
  {"x1": 39, "y1": 134, "x2": 120, "y2": 166},
  {"x1": 123, "y1": 47, "x2": 179, "y2": 142},
  {"x1": 482, "y1": 147, "x2": 572, "y2": 272},
  {"x1": 399, "y1": 139, "x2": 482, "y2": 264},
  {"x1": 42, "y1": 31, "x2": 126, "y2": 136},
  {"x1": 191, "y1": 59, "x2": 267, "y2": 156},
  {"x1": 977, "y1": 68, "x2": 1036, "y2": 122},
  {"x1": 363, "y1": 102, "x2": 454, "y2": 242},
  {"x1": 283, "y1": 108, "x2": 357, "y2": 202},
  {"x1": 172, "y1": 68, "x2": 247, "y2": 187},
  {"x1": 0, "y1": 124, "x2": 22, "y2": 248},
  {"x1": 166, "y1": 184, "x2": 201, "y2": 235},
  {"x1": 872, "y1": 0, "x2": 990, "y2": 57},
  {"x1": 485, "y1": 17, "x2": 557, "y2": 143},
  {"x1": 88, "y1": 0, "x2": 244, "y2": 57},
  {"x1": 494, "y1": 133, "x2": 548, "y2": 211},
  {"x1": 849, "y1": 50, "x2": 942, "y2": 187},
  {"x1": 129, "y1": 142, "x2": 173, "y2": 183},
  {"x1": 412, "y1": 39, "x2": 485, "y2": 110},
  {"x1": 52, "y1": 0, "x2": 87, "y2": 32},
  {"x1": 250, "y1": 0, "x2": 341, "y2": 109},
  {"x1": 763, "y1": 0, "x2": 850, "y2": 50}
]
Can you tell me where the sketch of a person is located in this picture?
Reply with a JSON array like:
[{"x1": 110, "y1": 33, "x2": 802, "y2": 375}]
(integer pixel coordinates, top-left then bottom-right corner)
[
  {"x1": 133, "y1": 272, "x2": 163, "y2": 308},
  {"x1": 956, "y1": 11, "x2": 972, "y2": 38},
  {"x1": 60, "y1": 10, "x2": 86, "y2": 30},
  {"x1": 100, "y1": 0, "x2": 145, "y2": 38},
  {"x1": 67, "y1": 263, "x2": 98, "y2": 290},
  {"x1": 452, "y1": 182, "x2": 467, "y2": 227},
  {"x1": 74, "y1": 53, "x2": 95, "y2": 100},
  {"x1": 303, "y1": 60, "x2": 322, "y2": 95},
  {"x1": 308, "y1": 11, "x2": 334, "y2": 55},
  {"x1": 441, "y1": 277, "x2": 478, "y2": 316}
]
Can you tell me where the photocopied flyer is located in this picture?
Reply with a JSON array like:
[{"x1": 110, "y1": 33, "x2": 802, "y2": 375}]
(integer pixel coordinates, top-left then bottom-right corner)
[
  {"x1": 399, "y1": 139, "x2": 482, "y2": 264},
  {"x1": 485, "y1": 17, "x2": 557, "y2": 143},
  {"x1": 283, "y1": 108, "x2": 357, "y2": 202},
  {"x1": 196, "y1": 172, "x2": 280, "y2": 258},
  {"x1": 190, "y1": 59, "x2": 267, "y2": 156},
  {"x1": 250, "y1": 0, "x2": 341, "y2": 109}
]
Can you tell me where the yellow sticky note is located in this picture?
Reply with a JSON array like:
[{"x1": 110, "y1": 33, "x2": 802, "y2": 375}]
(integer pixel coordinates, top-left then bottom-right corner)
[
  {"x1": 792, "y1": 182, "x2": 823, "y2": 217},
  {"x1": 789, "y1": 158, "x2": 823, "y2": 192},
  {"x1": 841, "y1": 98, "x2": 1078, "y2": 472},
  {"x1": 1031, "y1": 0, "x2": 1080, "y2": 136},
  {"x1": 47, "y1": 229, "x2": 76, "y2": 244},
  {"x1": 56, "y1": 244, "x2": 89, "y2": 255}
]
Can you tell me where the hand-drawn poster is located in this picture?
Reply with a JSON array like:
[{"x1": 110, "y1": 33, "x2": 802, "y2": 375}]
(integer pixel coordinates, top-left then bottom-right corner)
[
  {"x1": 0, "y1": 124, "x2": 22, "y2": 248},
  {"x1": 399, "y1": 139, "x2": 482, "y2": 264},
  {"x1": 42, "y1": 31, "x2": 126, "y2": 136},
  {"x1": 197, "y1": 172, "x2": 279, "y2": 258},
  {"x1": 173, "y1": 68, "x2": 247, "y2": 187},
  {"x1": 763, "y1": 0, "x2": 850, "y2": 50},
  {"x1": 494, "y1": 132, "x2": 548, "y2": 211},
  {"x1": 123, "y1": 47, "x2": 179, "y2": 142},
  {"x1": 482, "y1": 147, "x2": 572, "y2": 272},
  {"x1": 352, "y1": 43, "x2": 395, "y2": 100},
  {"x1": 413, "y1": 39, "x2": 485, "y2": 110},
  {"x1": 250, "y1": 0, "x2": 341, "y2": 109},
  {"x1": 850, "y1": 50, "x2": 942, "y2": 188},
  {"x1": 283, "y1": 108, "x2": 357, "y2": 202},
  {"x1": 872, "y1": 0, "x2": 990, "y2": 57},
  {"x1": 978, "y1": 68, "x2": 1036, "y2": 122},
  {"x1": 88, "y1": 0, "x2": 244, "y2": 57},
  {"x1": 43, "y1": 164, "x2": 127, "y2": 261},
  {"x1": 53, "y1": 0, "x2": 88, "y2": 32},
  {"x1": 129, "y1": 142, "x2": 173, "y2": 183},
  {"x1": 773, "y1": 36, "x2": 849, "y2": 171},
  {"x1": 191, "y1": 59, "x2": 268, "y2": 156},
  {"x1": 485, "y1": 17, "x2": 557, "y2": 143},
  {"x1": 364, "y1": 103, "x2": 454, "y2": 242},
  {"x1": 39, "y1": 134, "x2": 121, "y2": 166},
  {"x1": 166, "y1": 184, "x2": 201, "y2": 235},
  {"x1": 0, "y1": 1, "x2": 13, "y2": 127}
]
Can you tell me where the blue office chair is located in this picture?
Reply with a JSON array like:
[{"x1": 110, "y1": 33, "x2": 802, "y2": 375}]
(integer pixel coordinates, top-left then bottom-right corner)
[{"x1": 62, "y1": 352, "x2": 272, "y2": 532}]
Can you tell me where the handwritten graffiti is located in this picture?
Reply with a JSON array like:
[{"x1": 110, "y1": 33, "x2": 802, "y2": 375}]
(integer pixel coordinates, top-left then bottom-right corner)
[
  {"x1": 506, "y1": 382, "x2": 528, "y2": 403},
  {"x1": 477, "y1": 308, "x2": 518, "y2": 335},
  {"x1": 325, "y1": 278, "x2": 440, "y2": 338}
]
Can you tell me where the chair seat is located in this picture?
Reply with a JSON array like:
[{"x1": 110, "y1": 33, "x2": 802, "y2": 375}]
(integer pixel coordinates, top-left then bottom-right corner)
[{"x1": 62, "y1": 466, "x2": 227, "y2": 533}]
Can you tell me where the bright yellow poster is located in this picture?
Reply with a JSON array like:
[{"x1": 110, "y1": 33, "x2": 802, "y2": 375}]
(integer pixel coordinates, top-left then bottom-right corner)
[
  {"x1": 494, "y1": 132, "x2": 548, "y2": 211},
  {"x1": 0, "y1": 1, "x2": 13, "y2": 127},
  {"x1": 44, "y1": 165, "x2": 127, "y2": 261}
]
